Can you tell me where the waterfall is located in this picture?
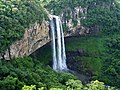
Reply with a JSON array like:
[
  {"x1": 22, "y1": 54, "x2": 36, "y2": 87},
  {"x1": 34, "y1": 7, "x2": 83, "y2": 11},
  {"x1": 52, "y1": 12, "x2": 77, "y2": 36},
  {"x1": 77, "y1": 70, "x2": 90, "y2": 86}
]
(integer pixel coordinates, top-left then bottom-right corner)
[{"x1": 50, "y1": 15, "x2": 68, "y2": 71}]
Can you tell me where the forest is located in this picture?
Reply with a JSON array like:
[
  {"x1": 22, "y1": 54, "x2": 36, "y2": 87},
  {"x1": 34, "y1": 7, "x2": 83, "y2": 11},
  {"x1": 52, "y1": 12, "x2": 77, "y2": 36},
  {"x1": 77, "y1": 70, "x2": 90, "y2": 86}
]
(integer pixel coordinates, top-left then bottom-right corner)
[{"x1": 0, "y1": 0, "x2": 120, "y2": 90}]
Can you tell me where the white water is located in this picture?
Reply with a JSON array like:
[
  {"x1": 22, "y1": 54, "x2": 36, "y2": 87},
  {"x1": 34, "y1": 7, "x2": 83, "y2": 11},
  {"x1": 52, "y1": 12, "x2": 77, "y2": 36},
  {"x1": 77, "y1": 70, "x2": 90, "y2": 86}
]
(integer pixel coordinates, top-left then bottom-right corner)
[
  {"x1": 50, "y1": 15, "x2": 68, "y2": 71},
  {"x1": 50, "y1": 17, "x2": 57, "y2": 70}
]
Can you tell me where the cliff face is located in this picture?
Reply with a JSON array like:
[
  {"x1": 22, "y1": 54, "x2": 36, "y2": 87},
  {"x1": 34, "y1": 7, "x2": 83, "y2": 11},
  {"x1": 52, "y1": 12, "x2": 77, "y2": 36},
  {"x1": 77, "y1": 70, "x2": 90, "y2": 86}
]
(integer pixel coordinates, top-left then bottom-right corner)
[
  {"x1": 60, "y1": 6, "x2": 89, "y2": 36},
  {"x1": 0, "y1": 21, "x2": 50, "y2": 60},
  {"x1": 0, "y1": 7, "x2": 90, "y2": 60}
]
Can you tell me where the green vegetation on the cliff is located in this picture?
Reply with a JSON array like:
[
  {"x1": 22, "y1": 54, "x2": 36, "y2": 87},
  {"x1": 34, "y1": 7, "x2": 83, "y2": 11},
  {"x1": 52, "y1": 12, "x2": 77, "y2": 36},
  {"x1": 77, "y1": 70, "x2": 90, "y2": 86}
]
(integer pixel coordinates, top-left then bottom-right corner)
[
  {"x1": 46, "y1": 0, "x2": 120, "y2": 35},
  {"x1": 65, "y1": 36, "x2": 120, "y2": 87},
  {"x1": 81, "y1": 0, "x2": 120, "y2": 35},
  {"x1": 0, "y1": 0, "x2": 48, "y2": 55},
  {"x1": 65, "y1": 36, "x2": 105, "y2": 76}
]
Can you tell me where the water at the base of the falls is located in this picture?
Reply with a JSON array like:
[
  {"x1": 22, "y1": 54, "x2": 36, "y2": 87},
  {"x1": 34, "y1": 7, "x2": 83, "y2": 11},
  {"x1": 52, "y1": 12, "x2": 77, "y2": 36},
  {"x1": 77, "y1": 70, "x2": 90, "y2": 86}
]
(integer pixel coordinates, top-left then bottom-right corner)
[{"x1": 50, "y1": 15, "x2": 68, "y2": 71}]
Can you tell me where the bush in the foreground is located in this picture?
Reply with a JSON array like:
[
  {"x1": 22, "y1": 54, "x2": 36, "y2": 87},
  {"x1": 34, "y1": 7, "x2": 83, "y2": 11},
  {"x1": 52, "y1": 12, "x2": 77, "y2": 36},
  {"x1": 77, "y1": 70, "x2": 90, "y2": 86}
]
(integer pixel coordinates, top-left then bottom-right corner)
[{"x1": 21, "y1": 79, "x2": 117, "y2": 90}]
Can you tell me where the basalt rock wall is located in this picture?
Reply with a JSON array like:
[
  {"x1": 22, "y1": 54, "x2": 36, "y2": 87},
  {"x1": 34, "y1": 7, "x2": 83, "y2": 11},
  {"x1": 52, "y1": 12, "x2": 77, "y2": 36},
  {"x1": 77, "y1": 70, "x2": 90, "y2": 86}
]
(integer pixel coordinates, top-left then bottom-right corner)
[{"x1": 0, "y1": 21, "x2": 50, "y2": 60}]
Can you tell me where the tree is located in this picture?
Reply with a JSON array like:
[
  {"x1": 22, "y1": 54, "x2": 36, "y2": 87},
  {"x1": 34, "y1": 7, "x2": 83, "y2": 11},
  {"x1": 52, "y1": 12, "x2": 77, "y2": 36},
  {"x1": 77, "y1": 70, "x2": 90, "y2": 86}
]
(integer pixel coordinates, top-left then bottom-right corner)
[{"x1": 66, "y1": 79, "x2": 83, "y2": 90}]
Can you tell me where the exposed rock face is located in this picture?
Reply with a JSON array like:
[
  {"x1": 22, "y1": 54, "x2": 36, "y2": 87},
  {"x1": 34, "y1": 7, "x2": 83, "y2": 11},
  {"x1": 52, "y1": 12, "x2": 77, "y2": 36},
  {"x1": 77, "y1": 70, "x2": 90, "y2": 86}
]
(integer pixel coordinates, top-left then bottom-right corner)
[
  {"x1": 0, "y1": 21, "x2": 50, "y2": 60},
  {"x1": 0, "y1": 6, "x2": 90, "y2": 60},
  {"x1": 65, "y1": 25, "x2": 89, "y2": 36},
  {"x1": 60, "y1": 6, "x2": 90, "y2": 36}
]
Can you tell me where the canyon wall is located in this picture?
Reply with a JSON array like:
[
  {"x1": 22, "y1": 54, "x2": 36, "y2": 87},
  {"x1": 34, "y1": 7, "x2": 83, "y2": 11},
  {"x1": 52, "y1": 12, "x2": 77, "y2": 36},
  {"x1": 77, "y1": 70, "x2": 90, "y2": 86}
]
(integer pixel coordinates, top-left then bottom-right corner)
[
  {"x1": 60, "y1": 6, "x2": 90, "y2": 36},
  {"x1": 0, "y1": 21, "x2": 50, "y2": 60},
  {"x1": 0, "y1": 7, "x2": 90, "y2": 60}
]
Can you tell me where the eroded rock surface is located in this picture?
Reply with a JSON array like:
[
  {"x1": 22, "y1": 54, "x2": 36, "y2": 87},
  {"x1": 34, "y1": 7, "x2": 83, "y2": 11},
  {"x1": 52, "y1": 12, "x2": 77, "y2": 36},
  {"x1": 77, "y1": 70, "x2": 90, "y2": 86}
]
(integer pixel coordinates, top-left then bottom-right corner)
[{"x1": 0, "y1": 21, "x2": 50, "y2": 60}]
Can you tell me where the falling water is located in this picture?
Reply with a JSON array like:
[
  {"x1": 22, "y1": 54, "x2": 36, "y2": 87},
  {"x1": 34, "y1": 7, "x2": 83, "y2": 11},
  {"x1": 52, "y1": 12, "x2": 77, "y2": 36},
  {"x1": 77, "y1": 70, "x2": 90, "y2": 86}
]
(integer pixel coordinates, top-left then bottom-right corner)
[
  {"x1": 50, "y1": 17, "x2": 57, "y2": 70},
  {"x1": 50, "y1": 15, "x2": 68, "y2": 71}
]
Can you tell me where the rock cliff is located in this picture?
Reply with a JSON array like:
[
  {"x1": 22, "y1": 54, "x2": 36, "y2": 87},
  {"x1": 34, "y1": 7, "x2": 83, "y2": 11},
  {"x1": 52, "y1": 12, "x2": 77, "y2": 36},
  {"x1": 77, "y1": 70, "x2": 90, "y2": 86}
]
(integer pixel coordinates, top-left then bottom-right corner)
[
  {"x1": 0, "y1": 21, "x2": 50, "y2": 60},
  {"x1": 60, "y1": 6, "x2": 90, "y2": 36},
  {"x1": 0, "y1": 6, "x2": 90, "y2": 60}
]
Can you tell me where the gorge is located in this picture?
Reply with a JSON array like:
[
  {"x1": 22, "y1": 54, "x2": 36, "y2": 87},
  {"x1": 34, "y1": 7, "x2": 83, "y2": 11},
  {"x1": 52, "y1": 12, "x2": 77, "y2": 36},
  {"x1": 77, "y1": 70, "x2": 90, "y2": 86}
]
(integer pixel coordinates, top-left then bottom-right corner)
[{"x1": 0, "y1": 0, "x2": 120, "y2": 89}]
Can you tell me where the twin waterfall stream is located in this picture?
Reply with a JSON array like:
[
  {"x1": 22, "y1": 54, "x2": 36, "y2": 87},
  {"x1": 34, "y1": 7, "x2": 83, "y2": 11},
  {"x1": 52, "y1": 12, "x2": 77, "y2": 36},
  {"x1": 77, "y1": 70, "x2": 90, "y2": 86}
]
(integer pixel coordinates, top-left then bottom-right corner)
[
  {"x1": 50, "y1": 15, "x2": 68, "y2": 71},
  {"x1": 50, "y1": 15, "x2": 93, "y2": 83}
]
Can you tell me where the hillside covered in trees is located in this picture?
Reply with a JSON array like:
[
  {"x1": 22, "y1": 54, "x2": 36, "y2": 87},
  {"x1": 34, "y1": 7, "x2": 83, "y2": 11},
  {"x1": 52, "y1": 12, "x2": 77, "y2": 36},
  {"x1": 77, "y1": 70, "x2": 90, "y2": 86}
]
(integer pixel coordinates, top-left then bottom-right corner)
[
  {"x1": 0, "y1": 0, "x2": 48, "y2": 57},
  {"x1": 0, "y1": 0, "x2": 120, "y2": 90}
]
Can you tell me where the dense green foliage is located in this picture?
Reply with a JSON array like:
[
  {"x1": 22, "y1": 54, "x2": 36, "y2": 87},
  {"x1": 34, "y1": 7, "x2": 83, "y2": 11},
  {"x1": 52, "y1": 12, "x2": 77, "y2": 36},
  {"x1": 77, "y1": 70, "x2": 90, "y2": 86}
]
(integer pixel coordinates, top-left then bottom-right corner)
[
  {"x1": 21, "y1": 79, "x2": 116, "y2": 90},
  {"x1": 46, "y1": 0, "x2": 120, "y2": 35},
  {"x1": 0, "y1": 0, "x2": 120, "y2": 89},
  {"x1": 81, "y1": 0, "x2": 120, "y2": 35},
  {"x1": 45, "y1": 0, "x2": 120, "y2": 88},
  {"x1": 0, "y1": 57, "x2": 76, "y2": 90},
  {"x1": 0, "y1": 0, "x2": 48, "y2": 54},
  {"x1": 98, "y1": 36, "x2": 120, "y2": 87},
  {"x1": 66, "y1": 36, "x2": 105, "y2": 75},
  {"x1": 32, "y1": 36, "x2": 120, "y2": 88},
  {"x1": 0, "y1": 57, "x2": 116, "y2": 90},
  {"x1": 65, "y1": 36, "x2": 120, "y2": 87}
]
